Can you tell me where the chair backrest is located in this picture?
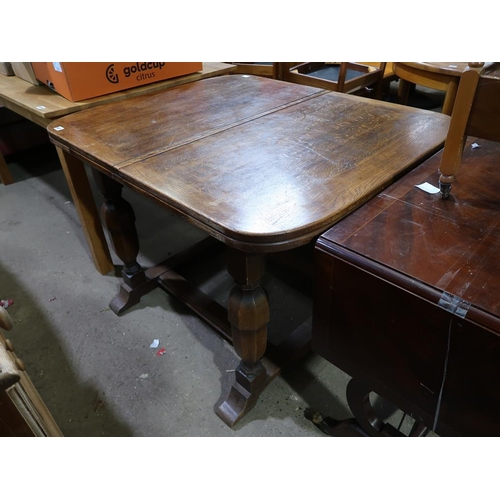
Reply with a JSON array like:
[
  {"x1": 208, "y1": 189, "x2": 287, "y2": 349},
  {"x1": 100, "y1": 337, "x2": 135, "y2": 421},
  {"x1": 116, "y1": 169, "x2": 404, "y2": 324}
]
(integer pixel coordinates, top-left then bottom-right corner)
[
  {"x1": 439, "y1": 62, "x2": 500, "y2": 197},
  {"x1": 277, "y1": 62, "x2": 387, "y2": 97}
]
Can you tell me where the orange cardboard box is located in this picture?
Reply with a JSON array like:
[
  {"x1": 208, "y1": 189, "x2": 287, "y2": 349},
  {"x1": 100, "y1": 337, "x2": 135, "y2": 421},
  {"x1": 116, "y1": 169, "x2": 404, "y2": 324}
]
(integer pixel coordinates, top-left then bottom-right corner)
[{"x1": 31, "y1": 62, "x2": 203, "y2": 102}]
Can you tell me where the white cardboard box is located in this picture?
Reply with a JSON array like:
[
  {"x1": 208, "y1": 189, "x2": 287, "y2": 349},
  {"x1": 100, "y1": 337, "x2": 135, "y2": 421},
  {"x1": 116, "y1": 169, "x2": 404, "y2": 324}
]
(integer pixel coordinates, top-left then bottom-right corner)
[
  {"x1": 10, "y1": 62, "x2": 40, "y2": 85},
  {"x1": 0, "y1": 62, "x2": 14, "y2": 76}
]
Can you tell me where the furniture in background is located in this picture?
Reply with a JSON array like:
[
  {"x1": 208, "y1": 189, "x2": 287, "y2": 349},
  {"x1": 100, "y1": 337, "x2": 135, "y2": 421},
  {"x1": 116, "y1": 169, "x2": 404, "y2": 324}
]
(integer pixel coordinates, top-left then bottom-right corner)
[
  {"x1": 47, "y1": 75, "x2": 449, "y2": 428},
  {"x1": 0, "y1": 63, "x2": 236, "y2": 276},
  {"x1": 0, "y1": 306, "x2": 63, "y2": 436},
  {"x1": 228, "y1": 63, "x2": 395, "y2": 93},
  {"x1": 313, "y1": 137, "x2": 500, "y2": 437},
  {"x1": 228, "y1": 63, "x2": 279, "y2": 78},
  {"x1": 393, "y1": 62, "x2": 498, "y2": 115},
  {"x1": 0, "y1": 147, "x2": 13, "y2": 185},
  {"x1": 438, "y1": 62, "x2": 500, "y2": 197},
  {"x1": 358, "y1": 62, "x2": 395, "y2": 84},
  {"x1": 279, "y1": 62, "x2": 387, "y2": 98}
]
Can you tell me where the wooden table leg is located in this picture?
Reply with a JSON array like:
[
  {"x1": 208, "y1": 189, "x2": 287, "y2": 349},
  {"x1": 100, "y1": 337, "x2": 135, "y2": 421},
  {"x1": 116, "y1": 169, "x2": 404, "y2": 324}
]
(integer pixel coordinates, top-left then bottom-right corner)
[
  {"x1": 91, "y1": 170, "x2": 148, "y2": 312},
  {"x1": 78, "y1": 190, "x2": 306, "y2": 426},
  {"x1": 0, "y1": 151, "x2": 14, "y2": 186},
  {"x1": 56, "y1": 147, "x2": 114, "y2": 275},
  {"x1": 216, "y1": 249, "x2": 270, "y2": 427}
]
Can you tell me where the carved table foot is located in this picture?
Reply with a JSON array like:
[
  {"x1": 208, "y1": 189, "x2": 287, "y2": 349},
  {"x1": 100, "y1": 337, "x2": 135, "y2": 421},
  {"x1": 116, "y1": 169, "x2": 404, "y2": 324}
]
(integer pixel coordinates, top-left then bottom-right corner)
[
  {"x1": 304, "y1": 409, "x2": 369, "y2": 437},
  {"x1": 309, "y1": 378, "x2": 430, "y2": 437},
  {"x1": 217, "y1": 249, "x2": 270, "y2": 427},
  {"x1": 109, "y1": 279, "x2": 158, "y2": 314},
  {"x1": 216, "y1": 361, "x2": 269, "y2": 427}
]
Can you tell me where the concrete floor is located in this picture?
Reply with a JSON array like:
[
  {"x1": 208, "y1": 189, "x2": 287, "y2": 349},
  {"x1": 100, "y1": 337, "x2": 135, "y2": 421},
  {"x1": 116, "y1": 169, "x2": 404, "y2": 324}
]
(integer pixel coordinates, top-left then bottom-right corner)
[{"x1": 0, "y1": 82, "x2": 444, "y2": 437}]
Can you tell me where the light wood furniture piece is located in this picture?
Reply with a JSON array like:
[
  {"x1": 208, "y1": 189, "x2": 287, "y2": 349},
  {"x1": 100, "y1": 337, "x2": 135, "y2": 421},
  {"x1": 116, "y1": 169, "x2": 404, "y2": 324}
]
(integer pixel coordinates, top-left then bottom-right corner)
[
  {"x1": 438, "y1": 62, "x2": 500, "y2": 197},
  {"x1": 313, "y1": 137, "x2": 500, "y2": 437},
  {"x1": 0, "y1": 63, "x2": 236, "y2": 276},
  {"x1": 0, "y1": 307, "x2": 63, "y2": 436},
  {"x1": 228, "y1": 63, "x2": 278, "y2": 78},
  {"x1": 393, "y1": 62, "x2": 498, "y2": 115},
  {"x1": 359, "y1": 62, "x2": 395, "y2": 82},
  {"x1": 279, "y1": 62, "x2": 387, "y2": 98},
  {"x1": 47, "y1": 74, "x2": 449, "y2": 428}
]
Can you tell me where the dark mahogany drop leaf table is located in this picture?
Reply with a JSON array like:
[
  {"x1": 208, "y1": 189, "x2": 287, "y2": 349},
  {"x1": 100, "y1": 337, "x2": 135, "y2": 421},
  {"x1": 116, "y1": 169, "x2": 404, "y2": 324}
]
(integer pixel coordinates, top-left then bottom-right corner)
[{"x1": 314, "y1": 138, "x2": 500, "y2": 436}]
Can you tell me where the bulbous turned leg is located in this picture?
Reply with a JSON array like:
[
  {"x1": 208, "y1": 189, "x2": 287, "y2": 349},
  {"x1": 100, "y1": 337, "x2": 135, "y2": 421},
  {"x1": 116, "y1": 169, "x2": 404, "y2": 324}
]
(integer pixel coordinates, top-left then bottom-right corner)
[
  {"x1": 216, "y1": 249, "x2": 270, "y2": 427},
  {"x1": 439, "y1": 173, "x2": 455, "y2": 199},
  {"x1": 92, "y1": 170, "x2": 146, "y2": 313}
]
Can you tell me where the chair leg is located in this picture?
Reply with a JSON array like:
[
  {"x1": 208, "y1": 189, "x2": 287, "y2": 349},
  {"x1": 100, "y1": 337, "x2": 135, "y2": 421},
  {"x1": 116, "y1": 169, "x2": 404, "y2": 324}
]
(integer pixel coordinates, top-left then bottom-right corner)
[
  {"x1": 439, "y1": 174, "x2": 454, "y2": 198},
  {"x1": 397, "y1": 79, "x2": 412, "y2": 105}
]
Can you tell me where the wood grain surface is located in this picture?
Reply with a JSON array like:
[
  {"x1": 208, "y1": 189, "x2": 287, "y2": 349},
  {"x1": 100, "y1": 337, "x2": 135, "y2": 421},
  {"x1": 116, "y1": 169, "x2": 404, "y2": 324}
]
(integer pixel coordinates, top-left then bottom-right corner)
[
  {"x1": 49, "y1": 75, "x2": 323, "y2": 168},
  {"x1": 320, "y1": 138, "x2": 500, "y2": 319},
  {"x1": 49, "y1": 75, "x2": 450, "y2": 252},
  {"x1": 314, "y1": 139, "x2": 500, "y2": 435},
  {"x1": 0, "y1": 63, "x2": 236, "y2": 125}
]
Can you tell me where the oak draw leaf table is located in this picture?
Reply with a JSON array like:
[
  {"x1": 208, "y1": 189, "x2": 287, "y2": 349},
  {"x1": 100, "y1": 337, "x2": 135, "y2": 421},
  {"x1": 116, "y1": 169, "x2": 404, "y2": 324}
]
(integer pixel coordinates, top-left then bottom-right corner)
[{"x1": 47, "y1": 75, "x2": 449, "y2": 427}]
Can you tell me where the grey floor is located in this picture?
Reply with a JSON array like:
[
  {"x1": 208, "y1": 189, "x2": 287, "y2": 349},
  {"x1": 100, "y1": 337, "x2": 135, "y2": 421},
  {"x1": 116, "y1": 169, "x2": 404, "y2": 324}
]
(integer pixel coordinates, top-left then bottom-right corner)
[{"x1": 0, "y1": 82, "x2": 444, "y2": 437}]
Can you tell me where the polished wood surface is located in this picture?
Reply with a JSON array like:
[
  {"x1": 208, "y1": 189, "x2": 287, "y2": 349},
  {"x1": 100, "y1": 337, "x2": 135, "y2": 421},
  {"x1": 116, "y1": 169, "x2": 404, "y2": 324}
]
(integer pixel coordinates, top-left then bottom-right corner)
[
  {"x1": 397, "y1": 62, "x2": 471, "y2": 76},
  {"x1": 314, "y1": 138, "x2": 500, "y2": 436},
  {"x1": 0, "y1": 63, "x2": 236, "y2": 275},
  {"x1": 439, "y1": 62, "x2": 500, "y2": 197},
  {"x1": 393, "y1": 62, "x2": 498, "y2": 115},
  {"x1": 50, "y1": 75, "x2": 322, "y2": 170},
  {"x1": 47, "y1": 75, "x2": 449, "y2": 427},
  {"x1": 50, "y1": 75, "x2": 449, "y2": 252}
]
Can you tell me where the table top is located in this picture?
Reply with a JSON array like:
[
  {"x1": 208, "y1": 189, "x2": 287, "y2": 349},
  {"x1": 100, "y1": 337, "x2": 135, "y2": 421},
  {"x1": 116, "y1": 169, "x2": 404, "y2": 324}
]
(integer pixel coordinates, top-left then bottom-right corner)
[
  {"x1": 395, "y1": 62, "x2": 497, "y2": 77},
  {"x1": 315, "y1": 138, "x2": 500, "y2": 437},
  {"x1": 0, "y1": 62, "x2": 235, "y2": 126},
  {"x1": 320, "y1": 138, "x2": 500, "y2": 325},
  {"x1": 48, "y1": 75, "x2": 450, "y2": 252}
]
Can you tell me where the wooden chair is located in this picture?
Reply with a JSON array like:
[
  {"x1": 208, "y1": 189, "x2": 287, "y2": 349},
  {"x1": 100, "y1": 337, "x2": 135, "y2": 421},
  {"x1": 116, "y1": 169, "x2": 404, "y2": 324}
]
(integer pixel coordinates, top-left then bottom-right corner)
[
  {"x1": 0, "y1": 306, "x2": 63, "y2": 436},
  {"x1": 226, "y1": 63, "x2": 279, "y2": 79},
  {"x1": 278, "y1": 62, "x2": 387, "y2": 98},
  {"x1": 439, "y1": 62, "x2": 500, "y2": 198}
]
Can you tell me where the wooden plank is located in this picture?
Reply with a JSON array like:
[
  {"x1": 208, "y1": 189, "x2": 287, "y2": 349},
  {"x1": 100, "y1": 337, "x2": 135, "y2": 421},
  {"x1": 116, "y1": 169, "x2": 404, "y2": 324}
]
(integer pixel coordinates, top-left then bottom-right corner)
[{"x1": 0, "y1": 63, "x2": 236, "y2": 122}]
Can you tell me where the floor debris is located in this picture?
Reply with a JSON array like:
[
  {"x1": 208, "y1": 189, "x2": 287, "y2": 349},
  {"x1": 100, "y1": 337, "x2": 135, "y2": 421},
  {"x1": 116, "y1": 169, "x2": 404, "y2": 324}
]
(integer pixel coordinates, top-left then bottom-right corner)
[{"x1": 93, "y1": 392, "x2": 104, "y2": 412}]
